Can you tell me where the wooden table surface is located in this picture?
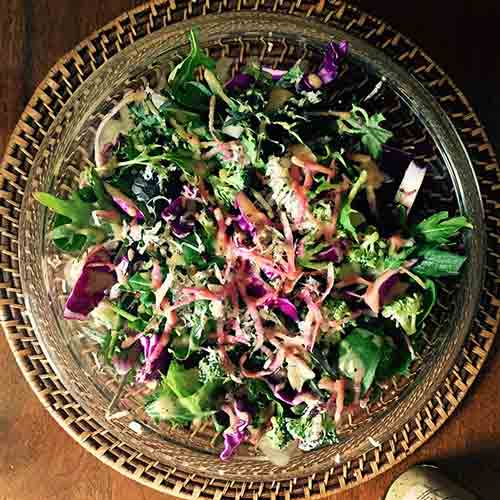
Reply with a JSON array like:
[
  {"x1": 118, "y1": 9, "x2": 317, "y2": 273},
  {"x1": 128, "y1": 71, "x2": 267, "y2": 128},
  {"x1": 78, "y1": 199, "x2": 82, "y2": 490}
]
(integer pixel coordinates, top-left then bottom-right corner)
[{"x1": 1, "y1": 1, "x2": 499, "y2": 499}]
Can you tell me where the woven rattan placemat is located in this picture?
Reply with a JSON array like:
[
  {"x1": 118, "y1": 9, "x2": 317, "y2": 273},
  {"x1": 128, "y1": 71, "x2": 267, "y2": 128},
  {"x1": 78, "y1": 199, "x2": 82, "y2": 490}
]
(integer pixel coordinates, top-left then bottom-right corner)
[{"x1": 1, "y1": 1, "x2": 499, "y2": 498}]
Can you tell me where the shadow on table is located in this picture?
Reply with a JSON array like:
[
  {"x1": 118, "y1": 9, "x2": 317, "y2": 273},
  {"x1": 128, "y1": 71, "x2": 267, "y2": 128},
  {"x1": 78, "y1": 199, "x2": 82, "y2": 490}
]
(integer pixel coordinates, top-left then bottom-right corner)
[{"x1": 428, "y1": 443, "x2": 500, "y2": 499}]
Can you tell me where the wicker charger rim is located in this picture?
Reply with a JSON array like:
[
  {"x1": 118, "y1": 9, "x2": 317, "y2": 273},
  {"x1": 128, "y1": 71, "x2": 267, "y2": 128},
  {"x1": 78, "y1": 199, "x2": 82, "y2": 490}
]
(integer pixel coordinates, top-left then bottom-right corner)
[{"x1": 1, "y1": 1, "x2": 499, "y2": 498}]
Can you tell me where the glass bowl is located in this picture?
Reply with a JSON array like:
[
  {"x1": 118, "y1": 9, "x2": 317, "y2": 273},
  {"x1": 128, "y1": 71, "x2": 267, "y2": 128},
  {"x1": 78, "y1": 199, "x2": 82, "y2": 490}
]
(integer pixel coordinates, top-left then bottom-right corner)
[{"x1": 19, "y1": 12, "x2": 484, "y2": 482}]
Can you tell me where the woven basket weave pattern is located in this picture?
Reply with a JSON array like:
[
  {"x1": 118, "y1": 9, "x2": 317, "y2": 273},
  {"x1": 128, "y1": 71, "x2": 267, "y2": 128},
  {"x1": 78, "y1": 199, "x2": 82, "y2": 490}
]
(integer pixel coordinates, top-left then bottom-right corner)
[{"x1": 2, "y1": 1, "x2": 499, "y2": 498}]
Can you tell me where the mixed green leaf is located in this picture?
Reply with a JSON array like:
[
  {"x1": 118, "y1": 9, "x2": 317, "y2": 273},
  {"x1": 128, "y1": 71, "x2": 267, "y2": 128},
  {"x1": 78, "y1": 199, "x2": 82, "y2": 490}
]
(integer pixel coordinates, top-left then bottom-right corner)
[{"x1": 34, "y1": 29, "x2": 472, "y2": 464}]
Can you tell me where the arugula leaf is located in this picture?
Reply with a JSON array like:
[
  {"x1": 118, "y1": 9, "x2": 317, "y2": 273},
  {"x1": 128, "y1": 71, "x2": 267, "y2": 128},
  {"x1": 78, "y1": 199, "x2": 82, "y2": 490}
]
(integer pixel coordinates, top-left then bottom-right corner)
[
  {"x1": 181, "y1": 233, "x2": 207, "y2": 268},
  {"x1": 99, "y1": 330, "x2": 122, "y2": 365},
  {"x1": 338, "y1": 328, "x2": 383, "y2": 393},
  {"x1": 203, "y1": 68, "x2": 236, "y2": 108},
  {"x1": 34, "y1": 191, "x2": 93, "y2": 226},
  {"x1": 50, "y1": 223, "x2": 106, "y2": 252},
  {"x1": 338, "y1": 169, "x2": 367, "y2": 240},
  {"x1": 163, "y1": 152, "x2": 198, "y2": 181},
  {"x1": 108, "y1": 303, "x2": 139, "y2": 323},
  {"x1": 177, "y1": 81, "x2": 213, "y2": 110},
  {"x1": 34, "y1": 191, "x2": 107, "y2": 252},
  {"x1": 118, "y1": 147, "x2": 197, "y2": 182},
  {"x1": 240, "y1": 129, "x2": 261, "y2": 167},
  {"x1": 310, "y1": 347, "x2": 339, "y2": 379},
  {"x1": 310, "y1": 180, "x2": 343, "y2": 198},
  {"x1": 413, "y1": 211, "x2": 472, "y2": 244},
  {"x1": 337, "y1": 105, "x2": 393, "y2": 159},
  {"x1": 412, "y1": 247, "x2": 467, "y2": 278}
]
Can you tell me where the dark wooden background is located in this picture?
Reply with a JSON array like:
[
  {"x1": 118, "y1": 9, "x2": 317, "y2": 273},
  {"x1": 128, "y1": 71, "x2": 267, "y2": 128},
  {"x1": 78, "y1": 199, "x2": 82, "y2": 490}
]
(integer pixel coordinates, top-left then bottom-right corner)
[{"x1": 1, "y1": 1, "x2": 499, "y2": 499}]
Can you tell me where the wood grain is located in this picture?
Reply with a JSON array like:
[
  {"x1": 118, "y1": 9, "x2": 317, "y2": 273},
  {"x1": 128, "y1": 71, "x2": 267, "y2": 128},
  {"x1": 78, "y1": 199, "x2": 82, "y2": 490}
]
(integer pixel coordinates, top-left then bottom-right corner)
[{"x1": 0, "y1": 1, "x2": 499, "y2": 499}]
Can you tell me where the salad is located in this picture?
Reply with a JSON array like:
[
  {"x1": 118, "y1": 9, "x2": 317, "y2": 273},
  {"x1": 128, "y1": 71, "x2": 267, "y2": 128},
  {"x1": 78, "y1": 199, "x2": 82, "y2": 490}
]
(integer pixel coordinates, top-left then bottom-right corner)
[{"x1": 35, "y1": 30, "x2": 472, "y2": 464}]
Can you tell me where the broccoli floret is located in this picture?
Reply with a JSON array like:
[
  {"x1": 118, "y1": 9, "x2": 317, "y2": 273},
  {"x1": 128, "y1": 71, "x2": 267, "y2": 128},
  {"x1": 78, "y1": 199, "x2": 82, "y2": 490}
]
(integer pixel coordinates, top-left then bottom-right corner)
[
  {"x1": 323, "y1": 299, "x2": 356, "y2": 329},
  {"x1": 325, "y1": 299, "x2": 351, "y2": 322},
  {"x1": 198, "y1": 350, "x2": 227, "y2": 384},
  {"x1": 311, "y1": 201, "x2": 333, "y2": 223},
  {"x1": 208, "y1": 161, "x2": 246, "y2": 207},
  {"x1": 286, "y1": 412, "x2": 338, "y2": 451},
  {"x1": 382, "y1": 292, "x2": 423, "y2": 336},
  {"x1": 347, "y1": 246, "x2": 376, "y2": 268},
  {"x1": 347, "y1": 231, "x2": 387, "y2": 270},
  {"x1": 266, "y1": 415, "x2": 292, "y2": 450}
]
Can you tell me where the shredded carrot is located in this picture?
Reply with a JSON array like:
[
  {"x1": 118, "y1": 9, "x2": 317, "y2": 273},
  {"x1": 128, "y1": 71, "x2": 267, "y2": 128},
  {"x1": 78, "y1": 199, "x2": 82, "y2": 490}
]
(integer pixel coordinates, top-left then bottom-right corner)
[
  {"x1": 336, "y1": 274, "x2": 372, "y2": 289},
  {"x1": 315, "y1": 0, "x2": 325, "y2": 14},
  {"x1": 214, "y1": 208, "x2": 229, "y2": 255},
  {"x1": 291, "y1": 155, "x2": 336, "y2": 176},
  {"x1": 280, "y1": 211, "x2": 296, "y2": 274},
  {"x1": 151, "y1": 260, "x2": 163, "y2": 290}
]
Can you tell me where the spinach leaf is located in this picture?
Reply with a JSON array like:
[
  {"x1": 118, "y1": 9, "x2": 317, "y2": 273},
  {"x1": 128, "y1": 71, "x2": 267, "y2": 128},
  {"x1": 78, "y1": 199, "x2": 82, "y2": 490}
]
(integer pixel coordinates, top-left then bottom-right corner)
[
  {"x1": 182, "y1": 233, "x2": 207, "y2": 268},
  {"x1": 169, "y1": 30, "x2": 215, "y2": 87},
  {"x1": 338, "y1": 328, "x2": 383, "y2": 393},
  {"x1": 375, "y1": 336, "x2": 411, "y2": 380},
  {"x1": 412, "y1": 247, "x2": 467, "y2": 278},
  {"x1": 176, "y1": 81, "x2": 213, "y2": 111},
  {"x1": 167, "y1": 29, "x2": 216, "y2": 110},
  {"x1": 413, "y1": 211, "x2": 472, "y2": 244}
]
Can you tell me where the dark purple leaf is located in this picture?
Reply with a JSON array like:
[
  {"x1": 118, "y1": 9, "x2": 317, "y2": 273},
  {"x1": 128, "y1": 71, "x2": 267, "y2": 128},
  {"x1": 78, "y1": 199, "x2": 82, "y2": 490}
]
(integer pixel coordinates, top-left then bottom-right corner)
[
  {"x1": 265, "y1": 297, "x2": 299, "y2": 322},
  {"x1": 235, "y1": 213, "x2": 256, "y2": 237},
  {"x1": 317, "y1": 239, "x2": 350, "y2": 263},
  {"x1": 136, "y1": 334, "x2": 170, "y2": 383},
  {"x1": 112, "y1": 343, "x2": 141, "y2": 375},
  {"x1": 220, "y1": 400, "x2": 252, "y2": 460},
  {"x1": 246, "y1": 277, "x2": 268, "y2": 299},
  {"x1": 161, "y1": 197, "x2": 194, "y2": 239},
  {"x1": 317, "y1": 40, "x2": 349, "y2": 84},
  {"x1": 64, "y1": 247, "x2": 116, "y2": 320},
  {"x1": 265, "y1": 378, "x2": 316, "y2": 406},
  {"x1": 299, "y1": 39, "x2": 348, "y2": 90},
  {"x1": 171, "y1": 220, "x2": 193, "y2": 239},
  {"x1": 378, "y1": 274, "x2": 400, "y2": 304},
  {"x1": 161, "y1": 197, "x2": 184, "y2": 220},
  {"x1": 262, "y1": 265, "x2": 280, "y2": 280},
  {"x1": 298, "y1": 74, "x2": 322, "y2": 92},
  {"x1": 381, "y1": 146, "x2": 414, "y2": 177},
  {"x1": 225, "y1": 72, "x2": 255, "y2": 91}
]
